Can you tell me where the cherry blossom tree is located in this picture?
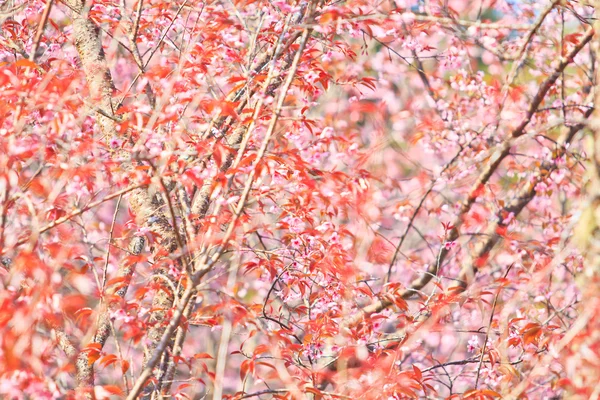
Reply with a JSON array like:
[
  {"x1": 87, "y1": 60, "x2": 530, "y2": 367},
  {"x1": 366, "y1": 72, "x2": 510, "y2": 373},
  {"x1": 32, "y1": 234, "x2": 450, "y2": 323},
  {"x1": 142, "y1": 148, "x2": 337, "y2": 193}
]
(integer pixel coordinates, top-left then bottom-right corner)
[{"x1": 1, "y1": 0, "x2": 600, "y2": 399}]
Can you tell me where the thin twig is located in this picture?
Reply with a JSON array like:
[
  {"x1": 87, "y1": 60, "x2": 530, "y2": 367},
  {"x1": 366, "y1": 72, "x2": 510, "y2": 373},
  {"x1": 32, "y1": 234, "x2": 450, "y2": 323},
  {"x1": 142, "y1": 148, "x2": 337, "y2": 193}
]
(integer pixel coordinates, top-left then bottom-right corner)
[
  {"x1": 345, "y1": 27, "x2": 594, "y2": 328},
  {"x1": 125, "y1": 13, "x2": 316, "y2": 399},
  {"x1": 101, "y1": 195, "x2": 122, "y2": 294},
  {"x1": 422, "y1": 356, "x2": 522, "y2": 373},
  {"x1": 29, "y1": 0, "x2": 54, "y2": 62},
  {"x1": 475, "y1": 264, "x2": 513, "y2": 388},
  {"x1": 4, "y1": 184, "x2": 143, "y2": 254}
]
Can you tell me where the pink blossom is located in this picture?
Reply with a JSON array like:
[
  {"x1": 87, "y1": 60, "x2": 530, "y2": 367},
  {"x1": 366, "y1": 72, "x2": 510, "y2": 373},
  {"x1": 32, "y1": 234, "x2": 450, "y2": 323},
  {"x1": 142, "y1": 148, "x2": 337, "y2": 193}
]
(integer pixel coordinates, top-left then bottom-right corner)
[
  {"x1": 467, "y1": 335, "x2": 480, "y2": 353},
  {"x1": 290, "y1": 237, "x2": 302, "y2": 249}
]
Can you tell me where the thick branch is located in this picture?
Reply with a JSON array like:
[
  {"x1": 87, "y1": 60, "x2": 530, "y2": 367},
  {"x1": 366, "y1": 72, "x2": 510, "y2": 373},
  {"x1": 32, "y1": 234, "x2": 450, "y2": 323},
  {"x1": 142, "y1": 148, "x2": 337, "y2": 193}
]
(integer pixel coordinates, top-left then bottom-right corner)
[
  {"x1": 126, "y1": 12, "x2": 316, "y2": 399},
  {"x1": 54, "y1": 328, "x2": 77, "y2": 358},
  {"x1": 69, "y1": 1, "x2": 178, "y2": 392}
]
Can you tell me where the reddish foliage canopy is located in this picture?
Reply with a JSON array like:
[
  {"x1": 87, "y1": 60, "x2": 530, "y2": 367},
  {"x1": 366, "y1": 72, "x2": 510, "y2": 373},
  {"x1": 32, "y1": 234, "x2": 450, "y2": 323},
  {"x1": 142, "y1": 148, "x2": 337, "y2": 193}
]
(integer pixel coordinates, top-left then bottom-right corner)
[{"x1": 1, "y1": 0, "x2": 600, "y2": 399}]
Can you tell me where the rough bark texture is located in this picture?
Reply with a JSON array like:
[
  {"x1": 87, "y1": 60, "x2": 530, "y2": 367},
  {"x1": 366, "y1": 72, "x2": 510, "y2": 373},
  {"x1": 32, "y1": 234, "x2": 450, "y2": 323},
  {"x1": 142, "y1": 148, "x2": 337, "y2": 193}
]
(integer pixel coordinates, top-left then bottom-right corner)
[
  {"x1": 69, "y1": 1, "x2": 178, "y2": 394},
  {"x1": 75, "y1": 235, "x2": 146, "y2": 389},
  {"x1": 72, "y1": 17, "x2": 117, "y2": 141},
  {"x1": 67, "y1": 0, "x2": 314, "y2": 395}
]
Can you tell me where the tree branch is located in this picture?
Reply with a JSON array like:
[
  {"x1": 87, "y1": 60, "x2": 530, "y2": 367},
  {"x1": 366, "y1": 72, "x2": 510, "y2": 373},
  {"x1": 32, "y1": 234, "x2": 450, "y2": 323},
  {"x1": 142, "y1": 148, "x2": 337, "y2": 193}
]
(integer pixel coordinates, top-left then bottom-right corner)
[
  {"x1": 345, "y1": 27, "x2": 594, "y2": 328},
  {"x1": 125, "y1": 10, "x2": 316, "y2": 398},
  {"x1": 68, "y1": 0, "x2": 179, "y2": 393},
  {"x1": 4, "y1": 183, "x2": 143, "y2": 255}
]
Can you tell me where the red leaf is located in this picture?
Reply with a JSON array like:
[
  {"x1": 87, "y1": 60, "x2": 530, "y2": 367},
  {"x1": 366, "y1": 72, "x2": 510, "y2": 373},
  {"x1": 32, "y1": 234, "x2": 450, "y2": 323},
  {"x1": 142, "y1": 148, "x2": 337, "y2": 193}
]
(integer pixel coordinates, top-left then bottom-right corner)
[
  {"x1": 83, "y1": 343, "x2": 102, "y2": 364},
  {"x1": 102, "y1": 385, "x2": 124, "y2": 395},
  {"x1": 413, "y1": 365, "x2": 422, "y2": 381},
  {"x1": 14, "y1": 59, "x2": 38, "y2": 69},
  {"x1": 121, "y1": 360, "x2": 130, "y2": 374},
  {"x1": 253, "y1": 344, "x2": 270, "y2": 356},
  {"x1": 99, "y1": 354, "x2": 118, "y2": 368},
  {"x1": 240, "y1": 359, "x2": 254, "y2": 381},
  {"x1": 367, "y1": 237, "x2": 394, "y2": 264},
  {"x1": 194, "y1": 353, "x2": 214, "y2": 359},
  {"x1": 464, "y1": 389, "x2": 501, "y2": 398}
]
